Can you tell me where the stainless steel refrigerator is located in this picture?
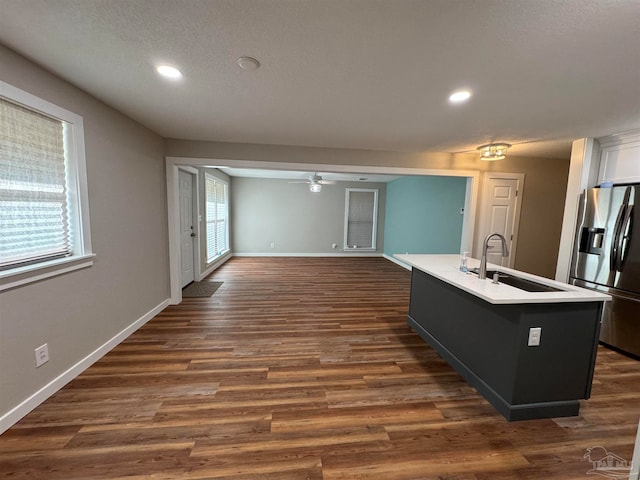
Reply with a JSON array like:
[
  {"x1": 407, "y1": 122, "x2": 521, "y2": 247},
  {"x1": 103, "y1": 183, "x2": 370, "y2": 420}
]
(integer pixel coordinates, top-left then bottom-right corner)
[{"x1": 570, "y1": 183, "x2": 640, "y2": 357}]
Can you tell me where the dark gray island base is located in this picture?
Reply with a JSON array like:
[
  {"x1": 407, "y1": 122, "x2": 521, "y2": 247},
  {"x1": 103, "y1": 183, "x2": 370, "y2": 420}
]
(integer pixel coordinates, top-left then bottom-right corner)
[{"x1": 408, "y1": 268, "x2": 603, "y2": 421}]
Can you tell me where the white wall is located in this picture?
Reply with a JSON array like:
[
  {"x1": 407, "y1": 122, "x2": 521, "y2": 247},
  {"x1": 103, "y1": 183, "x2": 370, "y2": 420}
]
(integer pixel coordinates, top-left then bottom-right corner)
[
  {"x1": 231, "y1": 177, "x2": 386, "y2": 254},
  {"x1": 0, "y1": 45, "x2": 170, "y2": 431}
]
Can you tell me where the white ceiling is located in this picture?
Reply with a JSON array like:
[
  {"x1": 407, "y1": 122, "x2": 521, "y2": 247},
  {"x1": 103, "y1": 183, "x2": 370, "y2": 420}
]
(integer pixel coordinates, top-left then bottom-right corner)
[{"x1": 1, "y1": 0, "x2": 639, "y2": 160}]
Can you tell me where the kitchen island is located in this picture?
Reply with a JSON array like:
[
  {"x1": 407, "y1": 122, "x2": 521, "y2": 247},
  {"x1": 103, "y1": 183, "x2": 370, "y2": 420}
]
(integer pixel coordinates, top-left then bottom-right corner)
[{"x1": 395, "y1": 254, "x2": 611, "y2": 421}]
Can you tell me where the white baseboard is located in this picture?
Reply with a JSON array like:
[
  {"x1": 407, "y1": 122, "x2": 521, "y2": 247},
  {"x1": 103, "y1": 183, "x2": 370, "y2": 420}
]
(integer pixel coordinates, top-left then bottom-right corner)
[
  {"x1": 383, "y1": 253, "x2": 412, "y2": 270},
  {"x1": 198, "y1": 251, "x2": 232, "y2": 281},
  {"x1": 0, "y1": 298, "x2": 170, "y2": 435},
  {"x1": 233, "y1": 252, "x2": 384, "y2": 257}
]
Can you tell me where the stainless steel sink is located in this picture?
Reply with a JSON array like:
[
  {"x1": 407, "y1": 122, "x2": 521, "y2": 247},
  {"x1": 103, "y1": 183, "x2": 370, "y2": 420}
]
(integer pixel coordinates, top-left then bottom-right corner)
[{"x1": 470, "y1": 269, "x2": 564, "y2": 293}]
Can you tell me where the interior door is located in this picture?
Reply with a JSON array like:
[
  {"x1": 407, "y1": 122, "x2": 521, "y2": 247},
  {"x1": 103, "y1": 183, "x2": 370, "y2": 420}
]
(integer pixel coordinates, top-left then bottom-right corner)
[
  {"x1": 179, "y1": 171, "x2": 195, "y2": 287},
  {"x1": 478, "y1": 174, "x2": 522, "y2": 267}
]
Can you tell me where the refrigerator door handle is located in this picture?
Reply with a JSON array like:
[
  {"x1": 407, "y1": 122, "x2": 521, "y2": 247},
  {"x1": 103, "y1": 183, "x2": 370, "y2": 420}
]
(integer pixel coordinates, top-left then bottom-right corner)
[
  {"x1": 610, "y1": 203, "x2": 626, "y2": 272},
  {"x1": 615, "y1": 204, "x2": 634, "y2": 271},
  {"x1": 611, "y1": 186, "x2": 634, "y2": 272}
]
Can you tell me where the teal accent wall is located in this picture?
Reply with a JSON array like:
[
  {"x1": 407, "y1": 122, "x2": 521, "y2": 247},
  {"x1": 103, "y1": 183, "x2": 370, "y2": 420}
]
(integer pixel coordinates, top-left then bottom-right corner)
[{"x1": 384, "y1": 176, "x2": 466, "y2": 256}]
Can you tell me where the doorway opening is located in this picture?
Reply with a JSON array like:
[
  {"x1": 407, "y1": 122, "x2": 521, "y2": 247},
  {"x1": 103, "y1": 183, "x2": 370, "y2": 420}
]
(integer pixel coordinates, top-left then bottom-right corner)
[{"x1": 166, "y1": 158, "x2": 480, "y2": 304}]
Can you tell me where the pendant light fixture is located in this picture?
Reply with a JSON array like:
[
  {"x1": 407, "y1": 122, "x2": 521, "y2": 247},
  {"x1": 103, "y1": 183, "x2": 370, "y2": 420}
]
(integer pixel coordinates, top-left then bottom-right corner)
[{"x1": 477, "y1": 143, "x2": 511, "y2": 161}]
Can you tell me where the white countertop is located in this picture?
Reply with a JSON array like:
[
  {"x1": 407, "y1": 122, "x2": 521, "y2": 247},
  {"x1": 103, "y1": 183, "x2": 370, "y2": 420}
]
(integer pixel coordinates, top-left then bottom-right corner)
[{"x1": 394, "y1": 254, "x2": 611, "y2": 305}]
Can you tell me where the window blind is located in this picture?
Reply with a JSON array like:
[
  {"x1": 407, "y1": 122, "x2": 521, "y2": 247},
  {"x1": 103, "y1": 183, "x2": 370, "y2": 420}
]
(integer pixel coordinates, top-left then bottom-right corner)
[
  {"x1": 205, "y1": 175, "x2": 228, "y2": 262},
  {"x1": 0, "y1": 98, "x2": 71, "y2": 270},
  {"x1": 346, "y1": 191, "x2": 375, "y2": 248}
]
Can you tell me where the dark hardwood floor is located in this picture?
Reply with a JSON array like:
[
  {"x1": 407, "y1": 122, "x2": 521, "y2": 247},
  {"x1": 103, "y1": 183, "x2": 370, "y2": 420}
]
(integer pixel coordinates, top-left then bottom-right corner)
[{"x1": 1, "y1": 257, "x2": 638, "y2": 479}]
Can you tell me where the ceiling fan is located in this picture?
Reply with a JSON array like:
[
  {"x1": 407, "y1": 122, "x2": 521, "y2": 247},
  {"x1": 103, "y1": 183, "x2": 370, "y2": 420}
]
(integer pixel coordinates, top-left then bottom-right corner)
[{"x1": 289, "y1": 173, "x2": 336, "y2": 192}]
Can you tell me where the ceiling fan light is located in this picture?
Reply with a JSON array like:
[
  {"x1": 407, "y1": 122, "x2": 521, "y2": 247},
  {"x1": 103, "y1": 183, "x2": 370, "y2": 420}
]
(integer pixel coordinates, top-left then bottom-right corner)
[
  {"x1": 309, "y1": 183, "x2": 322, "y2": 193},
  {"x1": 477, "y1": 143, "x2": 511, "y2": 161}
]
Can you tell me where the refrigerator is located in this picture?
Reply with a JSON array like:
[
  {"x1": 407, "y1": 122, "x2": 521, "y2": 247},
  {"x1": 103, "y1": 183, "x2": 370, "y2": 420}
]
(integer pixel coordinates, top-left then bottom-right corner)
[{"x1": 569, "y1": 183, "x2": 640, "y2": 357}]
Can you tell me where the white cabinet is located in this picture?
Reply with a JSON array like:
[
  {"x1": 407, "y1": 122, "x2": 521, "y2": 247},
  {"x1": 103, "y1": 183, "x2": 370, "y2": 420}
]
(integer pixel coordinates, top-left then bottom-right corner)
[{"x1": 598, "y1": 131, "x2": 640, "y2": 184}]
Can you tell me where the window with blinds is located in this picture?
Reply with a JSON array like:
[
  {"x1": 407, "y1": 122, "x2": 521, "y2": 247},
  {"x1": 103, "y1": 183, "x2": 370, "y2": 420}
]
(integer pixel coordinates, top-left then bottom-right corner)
[
  {"x1": 1, "y1": 98, "x2": 72, "y2": 270},
  {"x1": 0, "y1": 81, "x2": 92, "y2": 291},
  {"x1": 205, "y1": 174, "x2": 229, "y2": 262},
  {"x1": 344, "y1": 188, "x2": 378, "y2": 250}
]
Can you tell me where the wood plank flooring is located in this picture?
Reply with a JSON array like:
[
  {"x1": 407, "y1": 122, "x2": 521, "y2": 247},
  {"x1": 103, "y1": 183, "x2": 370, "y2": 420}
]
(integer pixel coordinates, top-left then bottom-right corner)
[{"x1": 1, "y1": 257, "x2": 639, "y2": 479}]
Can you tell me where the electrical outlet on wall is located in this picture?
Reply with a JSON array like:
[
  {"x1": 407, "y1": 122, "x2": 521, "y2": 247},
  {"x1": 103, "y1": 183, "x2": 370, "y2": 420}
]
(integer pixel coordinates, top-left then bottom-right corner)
[
  {"x1": 270, "y1": 241, "x2": 275, "y2": 249},
  {"x1": 528, "y1": 327, "x2": 542, "y2": 347},
  {"x1": 35, "y1": 343, "x2": 49, "y2": 367}
]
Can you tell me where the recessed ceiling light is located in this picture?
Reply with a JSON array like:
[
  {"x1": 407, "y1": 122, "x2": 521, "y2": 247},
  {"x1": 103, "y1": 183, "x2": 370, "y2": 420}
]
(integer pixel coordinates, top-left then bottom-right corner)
[
  {"x1": 156, "y1": 65, "x2": 183, "y2": 80},
  {"x1": 449, "y1": 90, "x2": 472, "y2": 103},
  {"x1": 237, "y1": 56, "x2": 260, "y2": 71}
]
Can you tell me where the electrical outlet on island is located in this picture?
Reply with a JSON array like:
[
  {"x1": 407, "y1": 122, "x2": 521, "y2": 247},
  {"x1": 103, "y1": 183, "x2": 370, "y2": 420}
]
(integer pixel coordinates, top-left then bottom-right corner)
[{"x1": 528, "y1": 327, "x2": 542, "y2": 347}]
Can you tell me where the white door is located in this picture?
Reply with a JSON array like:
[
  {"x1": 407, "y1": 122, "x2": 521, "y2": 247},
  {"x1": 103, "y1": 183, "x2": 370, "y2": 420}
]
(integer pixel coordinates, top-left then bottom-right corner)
[
  {"x1": 179, "y1": 171, "x2": 196, "y2": 287},
  {"x1": 476, "y1": 173, "x2": 523, "y2": 268}
]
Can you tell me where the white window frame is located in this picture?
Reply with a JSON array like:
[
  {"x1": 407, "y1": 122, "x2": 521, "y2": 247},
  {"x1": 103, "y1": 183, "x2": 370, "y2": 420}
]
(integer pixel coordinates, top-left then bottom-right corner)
[
  {"x1": 343, "y1": 188, "x2": 378, "y2": 251},
  {"x1": 204, "y1": 172, "x2": 229, "y2": 264},
  {"x1": 0, "y1": 81, "x2": 93, "y2": 292}
]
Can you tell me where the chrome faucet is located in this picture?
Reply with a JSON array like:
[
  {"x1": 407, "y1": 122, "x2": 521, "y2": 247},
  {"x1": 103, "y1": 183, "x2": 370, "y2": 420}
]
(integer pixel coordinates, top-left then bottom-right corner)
[{"x1": 478, "y1": 233, "x2": 509, "y2": 279}]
